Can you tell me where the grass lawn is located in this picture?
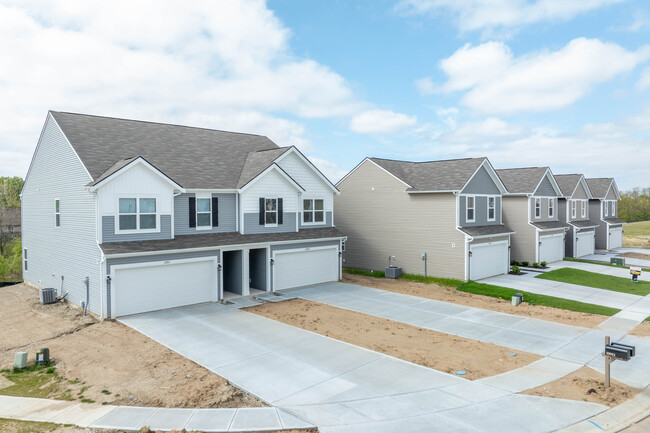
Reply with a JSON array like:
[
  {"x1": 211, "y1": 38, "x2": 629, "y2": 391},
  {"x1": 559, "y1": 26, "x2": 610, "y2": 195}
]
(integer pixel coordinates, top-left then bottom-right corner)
[
  {"x1": 623, "y1": 220, "x2": 650, "y2": 248},
  {"x1": 0, "y1": 418, "x2": 62, "y2": 433},
  {"x1": 537, "y1": 268, "x2": 650, "y2": 296},
  {"x1": 0, "y1": 365, "x2": 75, "y2": 401},
  {"x1": 343, "y1": 267, "x2": 462, "y2": 288},
  {"x1": 563, "y1": 257, "x2": 650, "y2": 273},
  {"x1": 457, "y1": 281, "x2": 620, "y2": 316}
]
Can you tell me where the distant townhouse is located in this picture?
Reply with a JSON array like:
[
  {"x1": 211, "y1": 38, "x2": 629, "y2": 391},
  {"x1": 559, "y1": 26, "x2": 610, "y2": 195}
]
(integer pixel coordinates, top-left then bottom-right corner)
[
  {"x1": 554, "y1": 174, "x2": 598, "y2": 258},
  {"x1": 586, "y1": 178, "x2": 624, "y2": 250}
]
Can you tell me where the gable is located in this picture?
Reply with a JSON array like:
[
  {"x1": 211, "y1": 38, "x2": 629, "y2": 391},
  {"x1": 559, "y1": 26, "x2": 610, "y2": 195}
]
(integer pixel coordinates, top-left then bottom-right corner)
[
  {"x1": 573, "y1": 181, "x2": 589, "y2": 199},
  {"x1": 605, "y1": 184, "x2": 618, "y2": 200},
  {"x1": 461, "y1": 165, "x2": 501, "y2": 195},
  {"x1": 275, "y1": 150, "x2": 336, "y2": 196},
  {"x1": 533, "y1": 175, "x2": 558, "y2": 197}
]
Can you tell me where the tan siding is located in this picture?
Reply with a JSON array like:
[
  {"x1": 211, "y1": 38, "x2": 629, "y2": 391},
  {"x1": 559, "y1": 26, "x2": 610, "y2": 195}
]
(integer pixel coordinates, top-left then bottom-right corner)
[
  {"x1": 335, "y1": 160, "x2": 466, "y2": 280},
  {"x1": 502, "y1": 196, "x2": 537, "y2": 263}
]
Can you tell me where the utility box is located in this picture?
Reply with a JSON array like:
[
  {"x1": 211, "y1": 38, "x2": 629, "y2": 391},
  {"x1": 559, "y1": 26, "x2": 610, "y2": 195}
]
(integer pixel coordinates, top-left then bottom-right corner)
[
  {"x1": 39, "y1": 288, "x2": 57, "y2": 305},
  {"x1": 35, "y1": 348, "x2": 50, "y2": 365},
  {"x1": 385, "y1": 266, "x2": 403, "y2": 279},
  {"x1": 512, "y1": 293, "x2": 524, "y2": 306},
  {"x1": 14, "y1": 352, "x2": 27, "y2": 369},
  {"x1": 610, "y1": 257, "x2": 625, "y2": 266}
]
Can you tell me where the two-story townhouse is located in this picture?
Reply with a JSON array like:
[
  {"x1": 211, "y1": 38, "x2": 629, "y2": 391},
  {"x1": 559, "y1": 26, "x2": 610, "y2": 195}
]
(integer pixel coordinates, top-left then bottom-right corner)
[
  {"x1": 495, "y1": 167, "x2": 567, "y2": 264},
  {"x1": 586, "y1": 178, "x2": 624, "y2": 250},
  {"x1": 335, "y1": 157, "x2": 513, "y2": 281},
  {"x1": 22, "y1": 111, "x2": 345, "y2": 318},
  {"x1": 554, "y1": 174, "x2": 598, "y2": 258}
]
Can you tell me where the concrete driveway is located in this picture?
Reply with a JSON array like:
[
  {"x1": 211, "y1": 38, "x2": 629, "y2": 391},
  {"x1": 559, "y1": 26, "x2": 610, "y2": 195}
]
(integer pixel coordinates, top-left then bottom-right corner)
[{"x1": 120, "y1": 298, "x2": 609, "y2": 433}]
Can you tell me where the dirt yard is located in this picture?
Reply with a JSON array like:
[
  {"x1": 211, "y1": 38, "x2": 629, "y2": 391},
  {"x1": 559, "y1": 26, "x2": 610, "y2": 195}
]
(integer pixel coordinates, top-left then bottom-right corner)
[
  {"x1": 246, "y1": 298, "x2": 541, "y2": 380},
  {"x1": 0, "y1": 284, "x2": 264, "y2": 408},
  {"x1": 521, "y1": 366, "x2": 640, "y2": 407},
  {"x1": 622, "y1": 221, "x2": 650, "y2": 249},
  {"x1": 618, "y1": 252, "x2": 650, "y2": 261},
  {"x1": 629, "y1": 321, "x2": 650, "y2": 337},
  {"x1": 343, "y1": 273, "x2": 609, "y2": 328}
]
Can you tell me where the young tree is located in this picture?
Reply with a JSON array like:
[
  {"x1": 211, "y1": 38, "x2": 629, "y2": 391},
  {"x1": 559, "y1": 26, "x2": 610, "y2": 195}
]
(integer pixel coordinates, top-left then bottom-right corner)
[{"x1": 0, "y1": 176, "x2": 23, "y2": 208}]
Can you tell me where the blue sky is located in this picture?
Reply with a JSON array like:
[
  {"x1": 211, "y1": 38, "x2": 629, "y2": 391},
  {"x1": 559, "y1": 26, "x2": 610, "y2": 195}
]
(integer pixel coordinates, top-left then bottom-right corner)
[{"x1": 1, "y1": 0, "x2": 649, "y2": 189}]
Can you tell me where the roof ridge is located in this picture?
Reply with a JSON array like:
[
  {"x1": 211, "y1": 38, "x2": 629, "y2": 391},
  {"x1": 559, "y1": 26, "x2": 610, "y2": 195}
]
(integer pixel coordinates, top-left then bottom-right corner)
[
  {"x1": 370, "y1": 156, "x2": 485, "y2": 164},
  {"x1": 50, "y1": 110, "x2": 269, "y2": 138},
  {"x1": 497, "y1": 166, "x2": 548, "y2": 171}
]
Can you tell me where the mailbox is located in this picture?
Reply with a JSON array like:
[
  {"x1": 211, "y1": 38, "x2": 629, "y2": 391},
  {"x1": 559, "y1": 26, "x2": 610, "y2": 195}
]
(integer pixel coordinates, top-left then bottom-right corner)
[
  {"x1": 610, "y1": 342, "x2": 635, "y2": 357},
  {"x1": 605, "y1": 344, "x2": 632, "y2": 361}
]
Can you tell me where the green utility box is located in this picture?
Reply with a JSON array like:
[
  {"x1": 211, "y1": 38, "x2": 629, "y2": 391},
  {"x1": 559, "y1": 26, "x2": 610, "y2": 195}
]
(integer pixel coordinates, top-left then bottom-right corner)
[
  {"x1": 35, "y1": 348, "x2": 50, "y2": 365},
  {"x1": 610, "y1": 257, "x2": 625, "y2": 266}
]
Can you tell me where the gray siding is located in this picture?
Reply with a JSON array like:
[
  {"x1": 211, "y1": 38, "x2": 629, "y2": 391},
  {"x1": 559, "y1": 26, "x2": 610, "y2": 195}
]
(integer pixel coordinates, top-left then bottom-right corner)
[
  {"x1": 530, "y1": 197, "x2": 559, "y2": 222},
  {"x1": 102, "y1": 215, "x2": 172, "y2": 242},
  {"x1": 461, "y1": 166, "x2": 501, "y2": 195},
  {"x1": 22, "y1": 114, "x2": 102, "y2": 315},
  {"x1": 590, "y1": 200, "x2": 608, "y2": 249},
  {"x1": 243, "y1": 212, "x2": 297, "y2": 234},
  {"x1": 223, "y1": 250, "x2": 243, "y2": 294},
  {"x1": 298, "y1": 211, "x2": 333, "y2": 229},
  {"x1": 249, "y1": 248, "x2": 267, "y2": 291},
  {"x1": 174, "y1": 193, "x2": 237, "y2": 235},
  {"x1": 270, "y1": 240, "x2": 341, "y2": 290},
  {"x1": 534, "y1": 176, "x2": 558, "y2": 197},
  {"x1": 459, "y1": 196, "x2": 501, "y2": 226},
  {"x1": 502, "y1": 196, "x2": 537, "y2": 263}
]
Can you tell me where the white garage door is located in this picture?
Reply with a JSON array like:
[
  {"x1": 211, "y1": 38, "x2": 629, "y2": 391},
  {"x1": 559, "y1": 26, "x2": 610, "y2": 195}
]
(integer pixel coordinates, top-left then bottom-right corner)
[
  {"x1": 576, "y1": 231, "x2": 595, "y2": 257},
  {"x1": 274, "y1": 247, "x2": 339, "y2": 291},
  {"x1": 469, "y1": 241, "x2": 508, "y2": 281},
  {"x1": 609, "y1": 227, "x2": 623, "y2": 249},
  {"x1": 539, "y1": 233, "x2": 564, "y2": 264},
  {"x1": 113, "y1": 259, "x2": 216, "y2": 317}
]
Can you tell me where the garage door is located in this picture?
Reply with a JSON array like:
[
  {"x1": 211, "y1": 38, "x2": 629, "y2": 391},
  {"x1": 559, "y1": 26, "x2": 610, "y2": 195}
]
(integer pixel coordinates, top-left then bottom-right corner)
[
  {"x1": 273, "y1": 247, "x2": 339, "y2": 291},
  {"x1": 469, "y1": 241, "x2": 508, "y2": 280},
  {"x1": 113, "y1": 259, "x2": 216, "y2": 317},
  {"x1": 576, "y1": 231, "x2": 595, "y2": 257},
  {"x1": 540, "y1": 233, "x2": 564, "y2": 264},
  {"x1": 609, "y1": 227, "x2": 623, "y2": 249}
]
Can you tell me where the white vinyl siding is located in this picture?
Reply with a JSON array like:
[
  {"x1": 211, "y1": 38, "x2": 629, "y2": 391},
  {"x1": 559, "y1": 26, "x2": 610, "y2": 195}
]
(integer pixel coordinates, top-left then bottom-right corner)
[
  {"x1": 275, "y1": 151, "x2": 334, "y2": 211},
  {"x1": 55, "y1": 199, "x2": 60, "y2": 227}
]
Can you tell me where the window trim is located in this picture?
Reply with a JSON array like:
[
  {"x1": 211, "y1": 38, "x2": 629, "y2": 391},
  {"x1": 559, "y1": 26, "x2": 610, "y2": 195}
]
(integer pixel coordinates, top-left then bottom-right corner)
[
  {"x1": 466, "y1": 196, "x2": 475, "y2": 222},
  {"x1": 580, "y1": 200, "x2": 587, "y2": 218},
  {"x1": 612, "y1": 201, "x2": 616, "y2": 216},
  {"x1": 604, "y1": 201, "x2": 608, "y2": 217},
  {"x1": 23, "y1": 248, "x2": 27, "y2": 271},
  {"x1": 116, "y1": 195, "x2": 160, "y2": 234},
  {"x1": 302, "y1": 198, "x2": 326, "y2": 225},
  {"x1": 571, "y1": 200, "x2": 577, "y2": 219},
  {"x1": 534, "y1": 197, "x2": 541, "y2": 219},
  {"x1": 548, "y1": 198, "x2": 554, "y2": 218},
  {"x1": 195, "y1": 194, "x2": 212, "y2": 230},
  {"x1": 265, "y1": 198, "x2": 278, "y2": 227},
  {"x1": 487, "y1": 196, "x2": 496, "y2": 222},
  {"x1": 55, "y1": 198, "x2": 60, "y2": 228}
]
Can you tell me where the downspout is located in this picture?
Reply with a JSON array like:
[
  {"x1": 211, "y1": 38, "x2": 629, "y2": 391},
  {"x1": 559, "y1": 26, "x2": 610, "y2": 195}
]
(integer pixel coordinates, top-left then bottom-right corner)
[{"x1": 82, "y1": 276, "x2": 89, "y2": 315}]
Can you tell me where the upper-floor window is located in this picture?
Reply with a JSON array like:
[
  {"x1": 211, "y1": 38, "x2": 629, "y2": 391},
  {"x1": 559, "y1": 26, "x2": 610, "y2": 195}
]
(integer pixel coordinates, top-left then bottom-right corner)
[
  {"x1": 612, "y1": 201, "x2": 616, "y2": 216},
  {"x1": 119, "y1": 197, "x2": 156, "y2": 231},
  {"x1": 487, "y1": 196, "x2": 496, "y2": 221},
  {"x1": 55, "y1": 199, "x2": 60, "y2": 227},
  {"x1": 265, "y1": 198, "x2": 277, "y2": 225},
  {"x1": 534, "y1": 198, "x2": 541, "y2": 219},
  {"x1": 196, "y1": 198, "x2": 211, "y2": 228},
  {"x1": 548, "y1": 198, "x2": 554, "y2": 218},
  {"x1": 303, "y1": 199, "x2": 324, "y2": 224},
  {"x1": 23, "y1": 249, "x2": 27, "y2": 271},
  {"x1": 571, "y1": 200, "x2": 577, "y2": 219},
  {"x1": 604, "y1": 201, "x2": 608, "y2": 217},
  {"x1": 466, "y1": 196, "x2": 475, "y2": 222},
  {"x1": 581, "y1": 200, "x2": 587, "y2": 218}
]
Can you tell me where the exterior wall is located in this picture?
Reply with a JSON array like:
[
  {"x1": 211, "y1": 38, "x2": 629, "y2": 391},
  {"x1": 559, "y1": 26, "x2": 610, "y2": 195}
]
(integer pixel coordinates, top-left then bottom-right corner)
[
  {"x1": 22, "y1": 114, "x2": 102, "y2": 315},
  {"x1": 501, "y1": 196, "x2": 537, "y2": 263},
  {"x1": 270, "y1": 239, "x2": 342, "y2": 290},
  {"x1": 533, "y1": 176, "x2": 558, "y2": 197},
  {"x1": 335, "y1": 160, "x2": 466, "y2": 280},
  {"x1": 249, "y1": 248, "x2": 267, "y2": 291},
  {"x1": 461, "y1": 165, "x2": 501, "y2": 195},
  {"x1": 102, "y1": 215, "x2": 171, "y2": 242},
  {"x1": 459, "y1": 195, "x2": 501, "y2": 226},
  {"x1": 605, "y1": 186, "x2": 617, "y2": 200},
  {"x1": 530, "y1": 197, "x2": 559, "y2": 222},
  {"x1": 275, "y1": 151, "x2": 334, "y2": 214},
  {"x1": 97, "y1": 162, "x2": 175, "y2": 243},
  {"x1": 568, "y1": 199, "x2": 590, "y2": 222},
  {"x1": 557, "y1": 198, "x2": 567, "y2": 224},
  {"x1": 174, "y1": 193, "x2": 237, "y2": 235},
  {"x1": 590, "y1": 200, "x2": 608, "y2": 249},
  {"x1": 240, "y1": 169, "x2": 299, "y2": 234},
  {"x1": 603, "y1": 200, "x2": 617, "y2": 217}
]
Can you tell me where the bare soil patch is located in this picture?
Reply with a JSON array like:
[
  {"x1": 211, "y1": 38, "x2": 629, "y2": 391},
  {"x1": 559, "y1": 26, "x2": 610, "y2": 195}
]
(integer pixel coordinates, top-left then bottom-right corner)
[
  {"x1": 246, "y1": 298, "x2": 541, "y2": 380},
  {"x1": 343, "y1": 273, "x2": 608, "y2": 328},
  {"x1": 629, "y1": 321, "x2": 650, "y2": 337},
  {"x1": 521, "y1": 366, "x2": 640, "y2": 407},
  {"x1": 618, "y1": 252, "x2": 650, "y2": 261},
  {"x1": 0, "y1": 284, "x2": 263, "y2": 408}
]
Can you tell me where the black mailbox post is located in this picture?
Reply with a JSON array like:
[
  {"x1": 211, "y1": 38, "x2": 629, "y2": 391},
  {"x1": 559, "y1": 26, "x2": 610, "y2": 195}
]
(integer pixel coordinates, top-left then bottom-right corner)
[{"x1": 603, "y1": 336, "x2": 636, "y2": 388}]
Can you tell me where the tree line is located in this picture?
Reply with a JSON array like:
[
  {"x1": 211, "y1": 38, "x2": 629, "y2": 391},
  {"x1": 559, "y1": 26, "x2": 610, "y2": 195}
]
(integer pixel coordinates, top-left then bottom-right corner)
[
  {"x1": 618, "y1": 187, "x2": 650, "y2": 222},
  {"x1": 0, "y1": 176, "x2": 23, "y2": 282}
]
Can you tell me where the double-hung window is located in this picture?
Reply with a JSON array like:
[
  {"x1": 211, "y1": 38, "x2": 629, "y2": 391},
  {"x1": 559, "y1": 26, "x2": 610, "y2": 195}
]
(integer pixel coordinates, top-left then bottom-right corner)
[
  {"x1": 55, "y1": 199, "x2": 60, "y2": 227},
  {"x1": 534, "y1": 198, "x2": 541, "y2": 219},
  {"x1": 119, "y1": 197, "x2": 156, "y2": 231},
  {"x1": 265, "y1": 198, "x2": 277, "y2": 225},
  {"x1": 580, "y1": 200, "x2": 587, "y2": 218},
  {"x1": 466, "y1": 196, "x2": 475, "y2": 222},
  {"x1": 487, "y1": 196, "x2": 496, "y2": 221},
  {"x1": 548, "y1": 198, "x2": 554, "y2": 218},
  {"x1": 196, "y1": 198, "x2": 211, "y2": 228},
  {"x1": 604, "y1": 201, "x2": 608, "y2": 217},
  {"x1": 571, "y1": 200, "x2": 577, "y2": 219},
  {"x1": 303, "y1": 198, "x2": 324, "y2": 224},
  {"x1": 612, "y1": 201, "x2": 616, "y2": 216},
  {"x1": 23, "y1": 249, "x2": 27, "y2": 271}
]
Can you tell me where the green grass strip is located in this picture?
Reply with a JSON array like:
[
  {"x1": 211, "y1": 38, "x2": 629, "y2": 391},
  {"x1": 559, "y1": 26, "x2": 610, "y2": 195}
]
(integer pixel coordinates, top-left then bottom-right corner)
[
  {"x1": 536, "y1": 268, "x2": 650, "y2": 296},
  {"x1": 343, "y1": 267, "x2": 385, "y2": 278},
  {"x1": 563, "y1": 257, "x2": 650, "y2": 273},
  {"x1": 457, "y1": 281, "x2": 620, "y2": 316},
  {"x1": 343, "y1": 267, "x2": 462, "y2": 287}
]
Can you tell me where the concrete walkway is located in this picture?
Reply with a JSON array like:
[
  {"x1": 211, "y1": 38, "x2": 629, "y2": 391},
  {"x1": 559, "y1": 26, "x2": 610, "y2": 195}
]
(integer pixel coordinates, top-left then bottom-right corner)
[
  {"x1": 0, "y1": 395, "x2": 311, "y2": 431},
  {"x1": 583, "y1": 248, "x2": 650, "y2": 269},
  {"x1": 119, "y1": 301, "x2": 609, "y2": 433}
]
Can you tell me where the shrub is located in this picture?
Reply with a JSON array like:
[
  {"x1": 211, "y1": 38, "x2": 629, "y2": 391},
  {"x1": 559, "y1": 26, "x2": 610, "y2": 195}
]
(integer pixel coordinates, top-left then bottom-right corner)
[
  {"x1": 532, "y1": 262, "x2": 539, "y2": 268},
  {"x1": 510, "y1": 260, "x2": 520, "y2": 266},
  {"x1": 541, "y1": 261, "x2": 547, "y2": 268},
  {"x1": 521, "y1": 261, "x2": 529, "y2": 267},
  {"x1": 511, "y1": 265, "x2": 520, "y2": 274}
]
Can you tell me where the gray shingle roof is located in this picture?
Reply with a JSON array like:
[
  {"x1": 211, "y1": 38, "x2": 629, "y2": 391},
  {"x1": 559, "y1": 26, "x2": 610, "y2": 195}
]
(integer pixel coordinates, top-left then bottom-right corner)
[
  {"x1": 459, "y1": 224, "x2": 515, "y2": 237},
  {"x1": 604, "y1": 217, "x2": 625, "y2": 225},
  {"x1": 236, "y1": 148, "x2": 293, "y2": 189},
  {"x1": 51, "y1": 111, "x2": 282, "y2": 189},
  {"x1": 495, "y1": 167, "x2": 549, "y2": 194},
  {"x1": 586, "y1": 178, "x2": 614, "y2": 199},
  {"x1": 369, "y1": 157, "x2": 487, "y2": 192},
  {"x1": 553, "y1": 174, "x2": 583, "y2": 197},
  {"x1": 531, "y1": 221, "x2": 569, "y2": 231},
  {"x1": 570, "y1": 220, "x2": 599, "y2": 229},
  {"x1": 100, "y1": 227, "x2": 344, "y2": 255}
]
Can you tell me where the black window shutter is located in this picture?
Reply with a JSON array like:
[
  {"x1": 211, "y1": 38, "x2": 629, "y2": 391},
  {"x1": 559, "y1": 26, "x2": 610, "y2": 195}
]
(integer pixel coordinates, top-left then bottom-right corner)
[
  {"x1": 278, "y1": 198, "x2": 283, "y2": 224},
  {"x1": 259, "y1": 197, "x2": 265, "y2": 225},
  {"x1": 189, "y1": 196, "x2": 196, "y2": 228},
  {"x1": 212, "y1": 197, "x2": 219, "y2": 227}
]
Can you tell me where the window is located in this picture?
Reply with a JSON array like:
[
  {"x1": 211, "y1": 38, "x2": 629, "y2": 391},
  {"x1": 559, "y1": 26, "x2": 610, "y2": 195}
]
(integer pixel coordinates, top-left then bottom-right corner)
[
  {"x1": 548, "y1": 198, "x2": 554, "y2": 218},
  {"x1": 612, "y1": 201, "x2": 616, "y2": 216},
  {"x1": 265, "y1": 198, "x2": 277, "y2": 225},
  {"x1": 581, "y1": 200, "x2": 587, "y2": 218},
  {"x1": 303, "y1": 199, "x2": 324, "y2": 224},
  {"x1": 535, "y1": 198, "x2": 541, "y2": 219},
  {"x1": 55, "y1": 199, "x2": 60, "y2": 227},
  {"x1": 23, "y1": 249, "x2": 27, "y2": 271},
  {"x1": 604, "y1": 201, "x2": 608, "y2": 217},
  {"x1": 119, "y1": 197, "x2": 156, "y2": 231},
  {"x1": 196, "y1": 198, "x2": 211, "y2": 227},
  {"x1": 487, "y1": 196, "x2": 496, "y2": 221},
  {"x1": 466, "y1": 196, "x2": 475, "y2": 222},
  {"x1": 341, "y1": 239, "x2": 346, "y2": 252},
  {"x1": 571, "y1": 200, "x2": 577, "y2": 219}
]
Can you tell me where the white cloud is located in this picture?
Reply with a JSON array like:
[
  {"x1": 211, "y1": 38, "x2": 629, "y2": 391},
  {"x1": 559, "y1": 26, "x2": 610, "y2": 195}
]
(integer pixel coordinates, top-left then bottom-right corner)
[
  {"x1": 350, "y1": 109, "x2": 417, "y2": 134},
  {"x1": 396, "y1": 0, "x2": 622, "y2": 34},
  {"x1": 424, "y1": 38, "x2": 650, "y2": 114},
  {"x1": 307, "y1": 157, "x2": 349, "y2": 184},
  {"x1": 637, "y1": 67, "x2": 650, "y2": 90}
]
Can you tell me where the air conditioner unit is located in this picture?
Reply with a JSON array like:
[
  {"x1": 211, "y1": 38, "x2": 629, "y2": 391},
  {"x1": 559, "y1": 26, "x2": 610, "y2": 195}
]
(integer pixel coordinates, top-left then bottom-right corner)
[{"x1": 39, "y1": 288, "x2": 57, "y2": 305}]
